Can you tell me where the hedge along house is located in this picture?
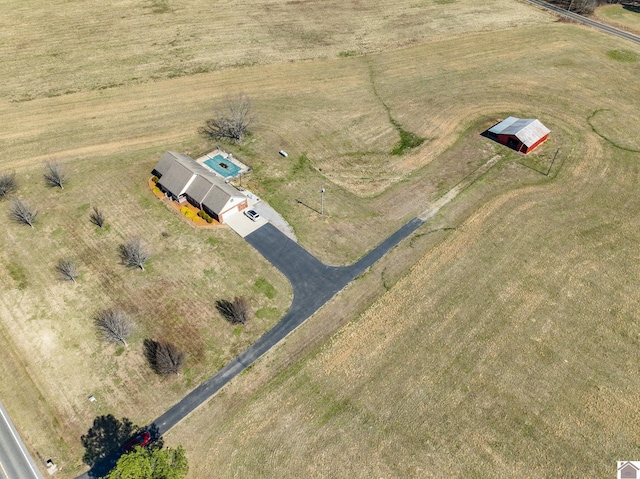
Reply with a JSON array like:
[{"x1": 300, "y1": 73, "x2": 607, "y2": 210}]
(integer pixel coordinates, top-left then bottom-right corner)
[
  {"x1": 486, "y1": 117, "x2": 550, "y2": 154},
  {"x1": 152, "y1": 151, "x2": 248, "y2": 223}
]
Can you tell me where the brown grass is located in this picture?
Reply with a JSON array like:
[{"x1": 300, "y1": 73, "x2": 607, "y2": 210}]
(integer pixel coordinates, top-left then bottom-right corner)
[
  {"x1": 165, "y1": 24, "x2": 640, "y2": 479},
  {"x1": 1, "y1": 1, "x2": 639, "y2": 477},
  {"x1": 0, "y1": 150, "x2": 291, "y2": 476},
  {"x1": 0, "y1": 0, "x2": 551, "y2": 102}
]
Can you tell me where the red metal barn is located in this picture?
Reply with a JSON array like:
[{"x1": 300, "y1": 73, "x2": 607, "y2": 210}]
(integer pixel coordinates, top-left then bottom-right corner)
[{"x1": 487, "y1": 117, "x2": 550, "y2": 153}]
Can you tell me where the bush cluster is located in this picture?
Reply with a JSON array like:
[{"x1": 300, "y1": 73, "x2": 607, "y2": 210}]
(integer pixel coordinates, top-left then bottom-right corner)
[
  {"x1": 197, "y1": 210, "x2": 214, "y2": 223},
  {"x1": 180, "y1": 206, "x2": 196, "y2": 218}
]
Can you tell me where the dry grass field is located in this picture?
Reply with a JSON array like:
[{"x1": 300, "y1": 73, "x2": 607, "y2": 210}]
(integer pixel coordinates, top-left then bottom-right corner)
[
  {"x1": 1, "y1": 0, "x2": 640, "y2": 477},
  {"x1": 0, "y1": 0, "x2": 549, "y2": 102},
  {"x1": 165, "y1": 23, "x2": 640, "y2": 479}
]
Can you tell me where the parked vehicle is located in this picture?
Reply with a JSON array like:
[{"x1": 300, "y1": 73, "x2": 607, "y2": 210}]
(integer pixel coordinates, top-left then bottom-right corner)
[
  {"x1": 122, "y1": 431, "x2": 151, "y2": 453},
  {"x1": 244, "y1": 209, "x2": 260, "y2": 221}
]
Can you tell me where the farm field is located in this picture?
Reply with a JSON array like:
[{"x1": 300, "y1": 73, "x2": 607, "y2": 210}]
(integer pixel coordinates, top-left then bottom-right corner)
[
  {"x1": 165, "y1": 22, "x2": 640, "y2": 479},
  {"x1": 0, "y1": 1, "x2": 639, "y2": 478},
  {"x1": 594, "y1": 3, "x2": 640, "y2": 35},
  {"x1": 0, "y1": 0, "x2": 549, "y2": 102}
]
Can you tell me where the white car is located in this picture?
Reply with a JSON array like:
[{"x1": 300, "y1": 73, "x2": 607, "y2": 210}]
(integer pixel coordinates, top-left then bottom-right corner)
[{"x1": 244, "y1": 209, "x2": 260, "y2": 221}]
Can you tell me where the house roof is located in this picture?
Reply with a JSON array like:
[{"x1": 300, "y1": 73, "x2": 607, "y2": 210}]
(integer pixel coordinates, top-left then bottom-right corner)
[
  {"x1": 154, "y1": 151, "x2": 194, "y2": 177},
  {"x1": 488, "y1": 117, "x2": 550, "y2": 147},
  {"x1": 157, "y1": 159, "x2": 197, "y2": 196},
  {"x1": 153, "y1": 152, "x2": 246, "y2": 214},
  {"x1": 201, "y1": 181, "x2": 246, "y2": 215},
  {"x1": 185, "y1": 175, "x2": 216, "y2": 204}
]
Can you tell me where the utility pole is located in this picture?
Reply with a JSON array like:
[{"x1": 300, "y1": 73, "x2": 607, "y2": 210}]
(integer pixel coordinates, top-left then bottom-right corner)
[{"x1": 320, "y1": 185, "x2": 325, "y2": 216}]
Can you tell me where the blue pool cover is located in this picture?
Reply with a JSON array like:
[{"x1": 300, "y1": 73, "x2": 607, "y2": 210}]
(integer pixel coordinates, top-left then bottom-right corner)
[{"x1": 203, "y1": 154, "x2": 241, "y2": 178}]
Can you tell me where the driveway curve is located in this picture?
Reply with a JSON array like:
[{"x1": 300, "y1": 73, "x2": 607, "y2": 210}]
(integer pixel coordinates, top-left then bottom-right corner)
[
  {"x1": 152, "y1": 218, "x2": 424, "y2": 436},
  {"x1": 79, "y1": 218, "x2": 423, "y2": 478}
]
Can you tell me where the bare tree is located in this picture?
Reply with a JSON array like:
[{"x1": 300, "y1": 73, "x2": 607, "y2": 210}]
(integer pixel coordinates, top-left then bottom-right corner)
[
  {"x1": 0, "y1": 173, "x2": 17, "y2": 199},
  {"x1": 56, "y1": 258, "x2": 79, "y2": 282},
  {"x1": 44, "y1": 162, "x2": 68, "y2": 189},
  {"x1": 90, "y1": 206, "x2": 106, "y2": 228},
  {"x1": 199, "y1": 95, "x2": 253, "y2": 143},
  {"x1": 144, "y1": 339, "x2": 184, "y2": 375},
  {"x1": 95, "y1": 309, "x2": 133, "y2": 346},
  {"x1": 215, "y1": 296, "x2": 250, "y2": 324},
  {"x1": 9, "y1": 198, "x2": 38, "y2": 227},
  {"x1": 119, "y1": 238, "x2": 151, "y2": 270}
]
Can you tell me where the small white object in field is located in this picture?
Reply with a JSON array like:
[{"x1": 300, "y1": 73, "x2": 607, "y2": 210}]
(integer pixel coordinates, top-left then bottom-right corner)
[{"x1": 279, "y1": 150, "x2": 288, "y2": 157}]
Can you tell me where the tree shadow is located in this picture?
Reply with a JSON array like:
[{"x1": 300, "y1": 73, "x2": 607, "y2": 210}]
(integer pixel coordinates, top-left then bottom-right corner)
[
  {"x1": 143, "y1": 338, "x2": 161, "y2": 371},
  {"x1": 81, "y1": 415, "x2": 140, "y2": 468},
  {"x1": 81, "y1": 416, "x2": 163, "y2": 478},
  {"x1": 480, "y1": 127, "x2": 524, "y2": 154},
  {"x1": 215, "y1": 299, "x2": 235, "y2": 322},
  {"x1": 144, "y1": 338, "x2": 184, "y2": 375}
]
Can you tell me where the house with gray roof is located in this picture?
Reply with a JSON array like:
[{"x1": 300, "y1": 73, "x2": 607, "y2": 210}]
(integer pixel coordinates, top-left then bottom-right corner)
[{"x1": 152, "y1": 151, "x2": 248, "y2": 224}]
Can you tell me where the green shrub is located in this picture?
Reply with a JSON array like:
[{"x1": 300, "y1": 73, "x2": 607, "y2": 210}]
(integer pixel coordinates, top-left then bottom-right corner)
[
  {"x1": 184, "y1": 210, "x2": 196, "y2": 218},
  {"x1": 151, "y1": 175, "x2": 159, "y2": 183},
  {"x1": 152, "y1": 186, "x2": 160, "y2": 194},
  {"x1": 198, "y1": 210, "x2": 213, "y2": 222}
]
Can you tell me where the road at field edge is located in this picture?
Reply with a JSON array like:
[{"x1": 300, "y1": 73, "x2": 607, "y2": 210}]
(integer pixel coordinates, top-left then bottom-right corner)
[
  {"x1": 0, "y1": 402, "x2": 45, "y2": 479},
  {"x1": 524, "y1": 0, "x2": 640, "y2": 45}
]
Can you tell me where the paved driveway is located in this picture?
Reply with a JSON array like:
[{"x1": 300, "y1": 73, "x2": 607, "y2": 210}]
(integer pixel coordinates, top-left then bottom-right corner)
[
  {"x1": 223, "y1": 209, "x2": 266, "y2": 237},
  {"x1": 149, "y1": 219, "x2": 424, "y2": 435}
]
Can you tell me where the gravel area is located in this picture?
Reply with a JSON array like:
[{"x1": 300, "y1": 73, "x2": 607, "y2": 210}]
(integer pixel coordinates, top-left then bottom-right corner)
[{"x1": 251, "y1": 201, "x2": 298, "y2": 242}]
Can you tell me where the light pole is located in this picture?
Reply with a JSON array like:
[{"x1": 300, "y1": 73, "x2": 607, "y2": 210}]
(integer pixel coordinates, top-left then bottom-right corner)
[{"x1": 320, "y1": 185, "x2": 325, "y2": 216}]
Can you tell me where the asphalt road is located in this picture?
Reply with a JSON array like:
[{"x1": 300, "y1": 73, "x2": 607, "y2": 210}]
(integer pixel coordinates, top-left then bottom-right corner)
[
  {"x1": 525, "y1": 0, "x2": 640, "y2": 45},
  {"x1": 0, "y1": 402, "x2": 44, "y2": 479}
]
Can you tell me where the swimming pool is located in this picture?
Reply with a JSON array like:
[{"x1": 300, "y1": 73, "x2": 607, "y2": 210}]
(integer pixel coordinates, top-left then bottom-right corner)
[{"x1": 203, "y1": 154, "x2": 241, "y2": 178}]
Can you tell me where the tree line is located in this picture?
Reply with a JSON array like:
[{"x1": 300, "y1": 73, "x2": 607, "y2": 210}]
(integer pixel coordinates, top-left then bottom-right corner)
[{"x1": 545, "y1": 0, "x2": 637, "y2": 14}]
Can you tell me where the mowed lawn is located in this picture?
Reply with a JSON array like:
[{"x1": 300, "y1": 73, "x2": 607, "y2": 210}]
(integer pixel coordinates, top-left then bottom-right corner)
[
  {"x1": 166, "y1": 25, "x2": 640, "y2": 479},
  {"x1": 0, "y1": 2, "x2": 558, "y2": 476}
]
